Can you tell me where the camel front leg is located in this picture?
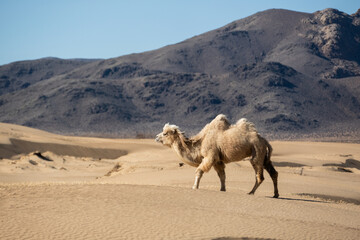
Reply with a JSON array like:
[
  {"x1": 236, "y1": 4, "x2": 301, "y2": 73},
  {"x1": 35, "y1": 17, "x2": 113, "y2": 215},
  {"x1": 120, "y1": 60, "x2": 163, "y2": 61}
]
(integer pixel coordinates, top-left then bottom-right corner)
[
  {"x1": 214, "y1": 161, "x2": 226, "y2": 191},
  {"x1": 192, "y1": 168, "x2": 204, "y2": 189},
  {"x1": 192, "y1": 156, "x2": 215, "y2": 190}
]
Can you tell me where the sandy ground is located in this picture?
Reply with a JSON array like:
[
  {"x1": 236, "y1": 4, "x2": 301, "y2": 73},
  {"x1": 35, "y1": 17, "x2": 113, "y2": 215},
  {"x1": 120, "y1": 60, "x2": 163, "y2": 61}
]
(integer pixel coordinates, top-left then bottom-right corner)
[{"x1": 1, "y1": 122, "x2": 360, "y2": 239}]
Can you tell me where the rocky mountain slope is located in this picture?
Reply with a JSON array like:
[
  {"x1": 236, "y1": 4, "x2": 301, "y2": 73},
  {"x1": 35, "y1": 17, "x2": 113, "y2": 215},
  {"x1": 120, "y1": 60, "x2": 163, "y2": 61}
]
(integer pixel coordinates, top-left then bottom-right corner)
[{"x1": 0, "y1": 8, "x2": 359, "y2": 139}]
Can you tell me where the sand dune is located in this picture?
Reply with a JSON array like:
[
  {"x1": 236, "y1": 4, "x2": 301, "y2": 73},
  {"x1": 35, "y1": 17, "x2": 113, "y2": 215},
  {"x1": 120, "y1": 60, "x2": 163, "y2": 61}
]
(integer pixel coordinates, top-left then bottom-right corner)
[{"x1": 1, "y1": 123, "x2": 360, "y2": 239}]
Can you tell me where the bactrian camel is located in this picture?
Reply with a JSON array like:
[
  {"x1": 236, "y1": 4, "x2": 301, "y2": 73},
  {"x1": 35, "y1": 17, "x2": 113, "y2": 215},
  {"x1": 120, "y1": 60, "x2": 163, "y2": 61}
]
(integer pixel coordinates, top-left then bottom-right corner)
[{"x1": 155, "y1": 114, "x2": 279, "y2": 198}]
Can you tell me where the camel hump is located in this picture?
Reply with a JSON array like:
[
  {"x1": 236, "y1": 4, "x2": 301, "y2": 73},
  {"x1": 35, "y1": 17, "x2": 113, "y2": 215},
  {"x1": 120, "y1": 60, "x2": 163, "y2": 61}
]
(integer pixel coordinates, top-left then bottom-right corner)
[
  {"x1": 211, "y1": 114, "x2": 231, "y2": 131},
  {"x1": 236, "y1": 118, "x2": 257, "y2": 132},
  {"x1": 214, "y1": 114, "x2": 228, "y2": 122},
  {"x1": 236, "y1": 118, "x2": 248, "y2": 124}
]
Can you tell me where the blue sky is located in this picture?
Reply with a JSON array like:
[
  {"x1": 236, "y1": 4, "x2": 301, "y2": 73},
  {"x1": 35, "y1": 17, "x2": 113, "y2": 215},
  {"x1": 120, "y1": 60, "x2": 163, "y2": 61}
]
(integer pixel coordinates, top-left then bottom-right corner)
[{"x1": 0, "y1": 0, "x2": 359, "y2": 65}]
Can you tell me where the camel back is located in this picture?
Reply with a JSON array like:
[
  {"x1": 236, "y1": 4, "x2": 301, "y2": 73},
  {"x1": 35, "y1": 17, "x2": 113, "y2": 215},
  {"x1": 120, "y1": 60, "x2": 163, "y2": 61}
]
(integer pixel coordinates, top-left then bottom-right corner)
[{"x1": 191, "y1": 115, "x2": 258, "y2": 143}]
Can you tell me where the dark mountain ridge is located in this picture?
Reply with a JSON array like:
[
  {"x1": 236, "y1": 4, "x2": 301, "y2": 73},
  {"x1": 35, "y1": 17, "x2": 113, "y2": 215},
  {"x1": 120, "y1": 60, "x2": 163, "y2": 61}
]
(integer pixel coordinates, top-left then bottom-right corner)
[{"x1": 0, "y1": 8, "x2": 359, "y2": 140}]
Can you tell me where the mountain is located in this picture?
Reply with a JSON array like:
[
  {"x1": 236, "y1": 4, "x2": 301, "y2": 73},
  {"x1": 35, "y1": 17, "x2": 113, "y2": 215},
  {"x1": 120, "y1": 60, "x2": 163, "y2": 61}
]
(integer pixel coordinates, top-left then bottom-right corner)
[{"x1": 1, "y1": 8, "x2": 360, "y2": 139}]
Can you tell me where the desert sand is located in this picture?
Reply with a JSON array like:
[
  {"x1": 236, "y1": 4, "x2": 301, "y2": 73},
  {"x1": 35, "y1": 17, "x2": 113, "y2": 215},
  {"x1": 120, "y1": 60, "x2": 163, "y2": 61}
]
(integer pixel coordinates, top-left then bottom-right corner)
[{"x1": 1, "y1": 122, "x2": 360, "y2": 239}]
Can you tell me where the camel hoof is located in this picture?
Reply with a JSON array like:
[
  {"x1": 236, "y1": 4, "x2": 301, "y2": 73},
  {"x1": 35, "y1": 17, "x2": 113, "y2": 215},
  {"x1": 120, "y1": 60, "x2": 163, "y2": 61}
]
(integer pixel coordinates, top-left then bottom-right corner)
[
  {"x1": 273, "y1": 194, "x2": 279, "y2": 198},
  {"x1": 220, "y1": 188, "x2": 226, "y2": 192},
  {"x1": 248, "y1": 192, "x2": 254, "y2": 195}
]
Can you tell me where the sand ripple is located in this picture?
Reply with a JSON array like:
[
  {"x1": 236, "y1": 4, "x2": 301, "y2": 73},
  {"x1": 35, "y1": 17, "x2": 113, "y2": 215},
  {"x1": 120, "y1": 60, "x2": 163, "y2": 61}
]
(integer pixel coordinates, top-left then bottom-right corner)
[{"x1": 1, "y1": 183, "x2": 360, "y2": 240}]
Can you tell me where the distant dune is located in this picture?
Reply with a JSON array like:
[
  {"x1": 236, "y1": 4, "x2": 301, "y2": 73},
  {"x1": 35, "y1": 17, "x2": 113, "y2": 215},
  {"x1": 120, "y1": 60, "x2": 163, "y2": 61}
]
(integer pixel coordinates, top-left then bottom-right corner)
[{"x1": 1, "y1": 123, "x2": 360, "y2": 239}]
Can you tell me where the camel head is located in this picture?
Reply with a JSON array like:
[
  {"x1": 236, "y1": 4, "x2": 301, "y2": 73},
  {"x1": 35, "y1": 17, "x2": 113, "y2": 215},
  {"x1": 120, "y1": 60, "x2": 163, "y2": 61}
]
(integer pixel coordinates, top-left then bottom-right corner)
[{"x1": 155, "y1": 123, "x2": 182, "y2": 147}]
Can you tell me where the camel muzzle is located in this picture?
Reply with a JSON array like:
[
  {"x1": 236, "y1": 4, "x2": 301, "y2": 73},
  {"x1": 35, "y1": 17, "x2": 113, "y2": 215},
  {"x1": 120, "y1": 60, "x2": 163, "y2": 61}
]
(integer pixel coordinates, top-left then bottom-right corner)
[{"x1": 155, "y1": 134, "x2": 162, "y2": 143}]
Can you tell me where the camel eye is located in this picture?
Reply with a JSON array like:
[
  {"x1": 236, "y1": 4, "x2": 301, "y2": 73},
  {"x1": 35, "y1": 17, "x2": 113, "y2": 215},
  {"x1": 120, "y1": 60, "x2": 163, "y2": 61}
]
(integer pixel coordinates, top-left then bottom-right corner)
[{"x1": 163, "y1": 132, "x2": 168, "y2": 136}]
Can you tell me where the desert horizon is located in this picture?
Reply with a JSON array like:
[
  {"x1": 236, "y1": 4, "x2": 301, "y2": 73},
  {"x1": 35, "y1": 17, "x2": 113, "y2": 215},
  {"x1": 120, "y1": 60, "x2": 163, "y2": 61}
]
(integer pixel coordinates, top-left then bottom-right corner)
[{"x1": 1, "y1": 122, "x2": 360, "y2": 239}]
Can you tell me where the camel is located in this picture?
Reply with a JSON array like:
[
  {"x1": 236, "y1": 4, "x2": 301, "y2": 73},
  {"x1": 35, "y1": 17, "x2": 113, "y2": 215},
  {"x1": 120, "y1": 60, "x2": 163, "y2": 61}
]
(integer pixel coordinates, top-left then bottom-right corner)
[{"x1": 155, "y1": 114, "x2": 279, "y2": 198}]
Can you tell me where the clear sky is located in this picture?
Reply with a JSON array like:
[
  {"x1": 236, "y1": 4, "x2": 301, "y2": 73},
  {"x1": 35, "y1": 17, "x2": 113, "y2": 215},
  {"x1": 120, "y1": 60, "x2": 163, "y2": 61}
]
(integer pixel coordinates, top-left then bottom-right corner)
[{"x1": 0, "y1": 0, "x2": 359, "y2": 66}]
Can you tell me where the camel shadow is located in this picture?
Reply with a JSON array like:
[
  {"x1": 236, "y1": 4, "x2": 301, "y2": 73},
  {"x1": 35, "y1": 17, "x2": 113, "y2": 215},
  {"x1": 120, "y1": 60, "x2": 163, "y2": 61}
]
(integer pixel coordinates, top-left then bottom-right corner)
[
  {"x1": 269, "y1": 196, "x2": 325, "y2": 204},
  {"x1": 213, "y1": 238, "x2": 276, "y2": 240},
  {"x1": 268, "y1": 194, "x2": 360, "y2": 205}
]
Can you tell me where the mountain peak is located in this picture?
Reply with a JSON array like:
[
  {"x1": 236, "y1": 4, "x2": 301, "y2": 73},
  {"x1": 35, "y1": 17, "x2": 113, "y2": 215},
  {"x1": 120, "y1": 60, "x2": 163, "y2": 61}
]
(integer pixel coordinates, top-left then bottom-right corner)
[{"x1": 314, "y1": 8, "x2": 352, "y2": 25}]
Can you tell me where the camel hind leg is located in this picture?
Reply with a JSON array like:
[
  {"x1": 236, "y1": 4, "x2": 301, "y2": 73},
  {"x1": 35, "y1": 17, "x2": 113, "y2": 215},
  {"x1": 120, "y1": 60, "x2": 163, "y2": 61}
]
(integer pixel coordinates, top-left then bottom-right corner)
[
  {"x1": 248, "y1": 161, "x2": 264, "y2": 195},
  {"x1": 264, "y1": 160, "x2": 279, "y2": 198},
  {"x1": 262, "y1": 136, "x2": 279, "y2": 198}
]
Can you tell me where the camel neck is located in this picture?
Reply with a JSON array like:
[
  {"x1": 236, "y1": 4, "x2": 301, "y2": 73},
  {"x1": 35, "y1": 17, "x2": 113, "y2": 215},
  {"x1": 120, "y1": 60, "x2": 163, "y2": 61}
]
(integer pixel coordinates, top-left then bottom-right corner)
[{"x1": 171, "y1": 136, "x2": 200, "y2": 167}]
